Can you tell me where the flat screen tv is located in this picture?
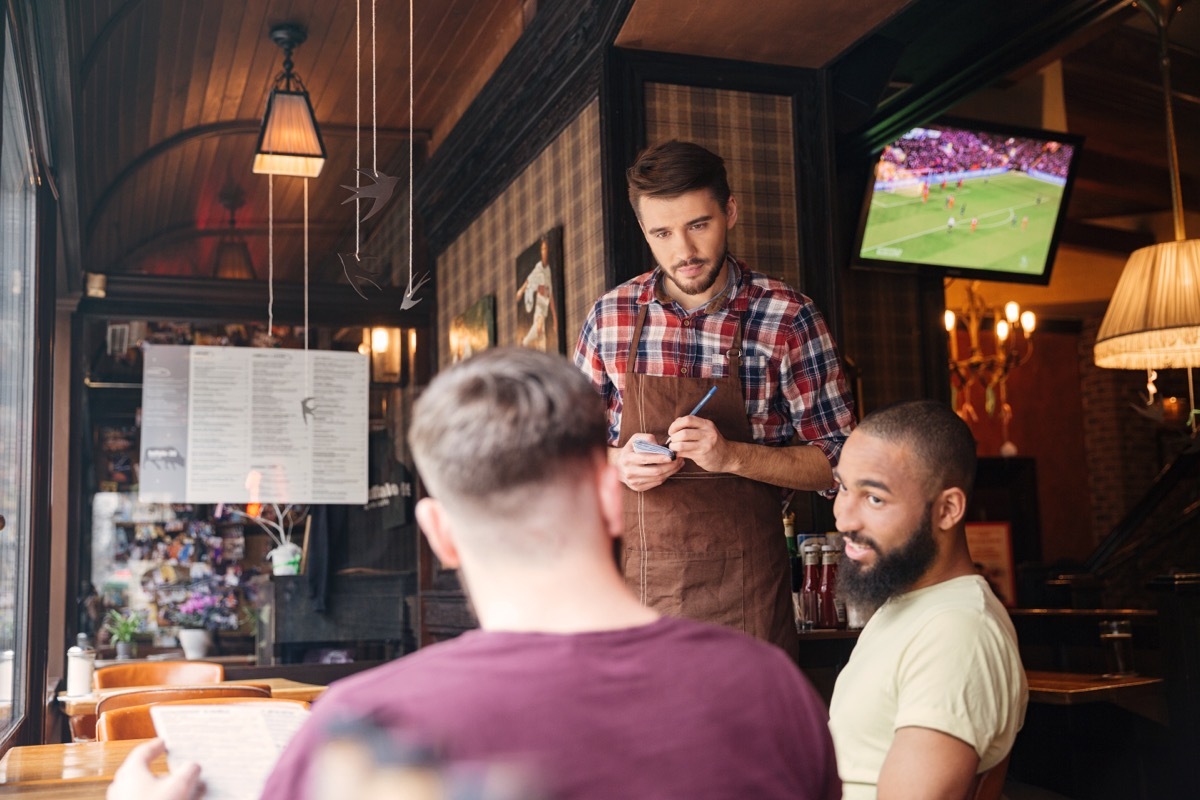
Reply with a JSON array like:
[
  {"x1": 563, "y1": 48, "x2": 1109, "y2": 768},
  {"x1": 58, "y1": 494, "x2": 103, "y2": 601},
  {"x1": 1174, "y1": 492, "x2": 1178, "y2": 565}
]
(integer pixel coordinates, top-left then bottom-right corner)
[{"x1": 852, "y1": 118, "x2": 1083, "y2": 285}]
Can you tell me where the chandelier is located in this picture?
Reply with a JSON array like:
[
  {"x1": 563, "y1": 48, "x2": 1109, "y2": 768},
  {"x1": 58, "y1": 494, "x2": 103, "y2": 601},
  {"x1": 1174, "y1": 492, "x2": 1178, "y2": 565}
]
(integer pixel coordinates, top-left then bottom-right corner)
[{"x1": 945, "y1": 280, "x2": 1036, "y2": 453}]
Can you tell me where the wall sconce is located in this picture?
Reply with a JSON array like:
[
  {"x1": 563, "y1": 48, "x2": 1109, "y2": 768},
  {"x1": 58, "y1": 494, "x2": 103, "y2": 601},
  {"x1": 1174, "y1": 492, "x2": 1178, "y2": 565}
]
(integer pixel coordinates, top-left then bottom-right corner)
[
  {"x1": 253, "y1": 24, "x2": 326, "y2": 178},
  {"x1": 364, "y1": 327, "x2": 403, "y2": 384},
  {"x1": 945, "y1": 280, "x2": 1036, "y2": 452}
]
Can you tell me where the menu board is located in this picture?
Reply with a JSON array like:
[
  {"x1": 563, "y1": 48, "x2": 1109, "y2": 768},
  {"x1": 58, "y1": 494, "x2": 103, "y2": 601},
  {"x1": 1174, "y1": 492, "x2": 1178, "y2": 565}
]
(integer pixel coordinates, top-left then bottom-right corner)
[{"x1": 139, "y1": 345, "x2": 368, "y2": 504}]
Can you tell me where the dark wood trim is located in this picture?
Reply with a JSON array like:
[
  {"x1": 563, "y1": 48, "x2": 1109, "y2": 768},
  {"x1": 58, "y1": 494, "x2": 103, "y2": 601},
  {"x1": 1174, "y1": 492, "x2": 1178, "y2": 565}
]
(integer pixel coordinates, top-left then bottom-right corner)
[
  {"x1": 77, "y1": 274, "x2": 432, "y2": 328},
  {"x1": 414, "y1": 0, "x2": 636, "y2": 255},
  {"x1": 21, "y1": 176, "x2": 57, "y2": 748},
  {"x1": 837, "y1": 0, "x2": 1130, "y2": 162},
  {"x1": 598, "y1": 47, "x2": 645, "y2": 290}
]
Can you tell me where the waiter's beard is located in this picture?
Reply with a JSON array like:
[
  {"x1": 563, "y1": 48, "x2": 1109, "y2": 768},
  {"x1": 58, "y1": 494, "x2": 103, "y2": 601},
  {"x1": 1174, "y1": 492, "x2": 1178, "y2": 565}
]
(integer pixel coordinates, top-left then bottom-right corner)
[
  {"x1": 837, "y1": 503, "x2": 937, "y2": 612},
  {"x1": 662, "y1": 250, "x2": 727, "y2": 297}
]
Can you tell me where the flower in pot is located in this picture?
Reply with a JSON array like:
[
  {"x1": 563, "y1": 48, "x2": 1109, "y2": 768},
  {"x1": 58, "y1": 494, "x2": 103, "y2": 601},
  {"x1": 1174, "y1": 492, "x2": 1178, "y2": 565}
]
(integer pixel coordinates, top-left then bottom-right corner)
[{"x1": 103, "y1": 610, "x2": 141, "y2": 660}]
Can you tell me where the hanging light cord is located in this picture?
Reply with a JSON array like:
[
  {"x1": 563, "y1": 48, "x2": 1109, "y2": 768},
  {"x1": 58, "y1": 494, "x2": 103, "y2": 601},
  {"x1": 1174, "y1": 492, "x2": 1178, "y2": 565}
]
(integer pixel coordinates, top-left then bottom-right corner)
[
  {"x1": 268, "y1": 173, "x2": 274, "y2": 342},
  {"x1": 408, "y1": 0, "x2": 414, "y2": 291},
  {"x1": 304, "y1": 177, "x2": 309, "y2": 352},
  {"x1": 355, "y1": 0, "x2": 362, "y2": 256},
  {"x1": 372, "y1": 0, "x2": 378, "y2": 176}
]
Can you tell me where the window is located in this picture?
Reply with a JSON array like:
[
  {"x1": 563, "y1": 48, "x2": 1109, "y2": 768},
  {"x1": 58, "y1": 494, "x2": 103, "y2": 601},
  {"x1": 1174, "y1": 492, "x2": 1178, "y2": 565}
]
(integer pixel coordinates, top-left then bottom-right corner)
[{"x1": 0, "y1": 17, "x2": 39, "y2": 742}]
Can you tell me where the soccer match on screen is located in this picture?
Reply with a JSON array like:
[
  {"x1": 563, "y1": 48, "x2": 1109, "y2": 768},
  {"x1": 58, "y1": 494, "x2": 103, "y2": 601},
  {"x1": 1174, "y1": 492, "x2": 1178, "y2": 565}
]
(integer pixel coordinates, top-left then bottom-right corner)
[{"x1": 857, "y1": 123, "x2": 1077, "y2": 280}]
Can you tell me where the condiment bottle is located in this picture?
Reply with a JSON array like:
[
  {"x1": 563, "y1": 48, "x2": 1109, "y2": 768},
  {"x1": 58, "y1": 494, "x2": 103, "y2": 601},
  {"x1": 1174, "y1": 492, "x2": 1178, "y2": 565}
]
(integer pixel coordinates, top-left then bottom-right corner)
[
  {"x1": 817, "y1": 546, "x2": 844, "y2": 629},
  {"x1": 799, "y1": 544, "x2": 821, "y2": 630},
  {"x1": 66, "y1": 632, "x2": 96, "y2": 696}
]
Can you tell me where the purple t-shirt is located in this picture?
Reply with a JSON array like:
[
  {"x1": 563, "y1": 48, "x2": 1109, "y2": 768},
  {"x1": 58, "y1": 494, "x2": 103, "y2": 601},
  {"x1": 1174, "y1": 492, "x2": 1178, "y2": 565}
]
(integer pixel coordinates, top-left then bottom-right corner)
[{"x1": 261, "y1": 616, "x2": 839, "y2": 800}]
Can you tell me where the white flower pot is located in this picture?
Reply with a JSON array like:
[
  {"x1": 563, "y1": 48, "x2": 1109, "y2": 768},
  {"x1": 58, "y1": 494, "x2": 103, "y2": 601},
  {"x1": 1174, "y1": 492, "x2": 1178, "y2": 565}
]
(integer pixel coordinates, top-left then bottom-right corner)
[
  {"x1": 267, "y1": 542, "x2": 303, "y2": 576},
  {"x1": 178, "y1": 628, "x2": 212, "y2": 660}
]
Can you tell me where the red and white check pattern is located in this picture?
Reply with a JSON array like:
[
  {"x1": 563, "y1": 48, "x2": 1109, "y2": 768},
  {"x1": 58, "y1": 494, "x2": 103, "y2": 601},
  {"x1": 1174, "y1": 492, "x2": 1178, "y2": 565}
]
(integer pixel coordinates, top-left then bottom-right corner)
[{"x1": 575, "y1": 258, "x2": 856, "y2": 465}]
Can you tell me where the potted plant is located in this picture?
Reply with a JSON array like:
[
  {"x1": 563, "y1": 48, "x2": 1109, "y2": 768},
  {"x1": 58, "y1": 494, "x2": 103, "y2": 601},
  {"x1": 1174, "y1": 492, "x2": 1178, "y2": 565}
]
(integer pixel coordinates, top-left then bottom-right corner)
[
  {"x1": 234, "y1": 503, "x2": 306, "y2": 576},
  {"x1": 103, "y1": 609, "x2": 141, "y2": 660}
]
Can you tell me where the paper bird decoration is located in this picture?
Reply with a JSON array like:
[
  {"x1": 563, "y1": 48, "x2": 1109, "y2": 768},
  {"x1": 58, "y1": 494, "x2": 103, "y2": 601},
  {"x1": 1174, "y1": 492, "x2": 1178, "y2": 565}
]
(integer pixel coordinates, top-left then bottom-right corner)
[
  {"x1": 342, "y1": 169, "x2": 399, "y2": 222},
  {"x1": 400, "y1": 272, "x2": 431, "y2": 310},
  {"x1": 339, "y1": 252, "x2": 385, "y2": 299}
]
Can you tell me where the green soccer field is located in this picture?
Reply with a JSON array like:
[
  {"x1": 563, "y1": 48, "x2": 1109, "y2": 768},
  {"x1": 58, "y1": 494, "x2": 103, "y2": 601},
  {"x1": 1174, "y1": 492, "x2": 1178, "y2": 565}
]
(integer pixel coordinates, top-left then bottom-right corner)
[{"x1": 858, "y1": 172, "x2": 1065, "y2": 276}]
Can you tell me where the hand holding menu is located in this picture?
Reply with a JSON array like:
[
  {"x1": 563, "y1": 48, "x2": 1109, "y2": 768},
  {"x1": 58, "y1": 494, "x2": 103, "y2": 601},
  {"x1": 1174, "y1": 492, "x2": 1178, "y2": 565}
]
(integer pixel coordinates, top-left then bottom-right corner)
[{"x1": 150, "y1": 703, "x2": 310, "y2": 800}]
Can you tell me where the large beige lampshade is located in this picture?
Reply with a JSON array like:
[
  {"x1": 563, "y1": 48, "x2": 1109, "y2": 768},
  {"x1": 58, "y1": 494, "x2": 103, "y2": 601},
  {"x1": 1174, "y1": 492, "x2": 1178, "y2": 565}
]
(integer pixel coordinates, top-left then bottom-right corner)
[
  {"x1": 1093, "y1": 239, "x2": 1200, "y2": 369},
  {"x1": 252, "y1": 90, "x2": 325, "y2": 178}
]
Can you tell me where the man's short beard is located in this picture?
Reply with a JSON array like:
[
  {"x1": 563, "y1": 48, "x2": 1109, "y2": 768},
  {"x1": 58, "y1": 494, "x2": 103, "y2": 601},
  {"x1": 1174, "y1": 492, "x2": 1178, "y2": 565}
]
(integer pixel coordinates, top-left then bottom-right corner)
[
  {"x1": 665, "y1": 256, "x2": 723, "y2": 297},
  {"x1": 837, "y1": 503, "x2": 937, "y2": 611}
]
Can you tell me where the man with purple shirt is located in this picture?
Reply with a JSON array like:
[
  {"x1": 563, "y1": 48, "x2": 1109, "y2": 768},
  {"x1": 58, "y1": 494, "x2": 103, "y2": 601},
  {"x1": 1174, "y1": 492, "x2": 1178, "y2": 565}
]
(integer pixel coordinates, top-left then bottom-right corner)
[{"x1": 260, "y1": 348, "x2": 839, "y2": 799}]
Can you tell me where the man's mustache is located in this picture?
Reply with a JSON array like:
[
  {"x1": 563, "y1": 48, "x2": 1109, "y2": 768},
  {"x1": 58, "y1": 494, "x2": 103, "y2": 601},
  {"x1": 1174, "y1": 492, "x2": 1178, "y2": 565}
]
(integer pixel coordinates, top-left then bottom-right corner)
[
  {"x1": 673, "y1": 258, "x2": 708, "y2": 270},
  {"x1": 844, "y1": 532, "x2": 880, "y2": 553}
]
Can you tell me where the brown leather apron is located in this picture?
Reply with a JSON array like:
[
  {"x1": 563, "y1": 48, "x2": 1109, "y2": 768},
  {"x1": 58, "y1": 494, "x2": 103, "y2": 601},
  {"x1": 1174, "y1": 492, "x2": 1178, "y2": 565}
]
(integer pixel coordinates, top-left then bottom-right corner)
[{"x1": 618, "y1": 303, "x2": 798, "y2": 657}]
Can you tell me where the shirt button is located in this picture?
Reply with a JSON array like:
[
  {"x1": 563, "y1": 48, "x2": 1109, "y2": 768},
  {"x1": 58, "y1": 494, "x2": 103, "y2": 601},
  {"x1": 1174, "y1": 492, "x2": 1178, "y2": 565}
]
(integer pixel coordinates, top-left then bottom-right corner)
[
  {"x1": 682, "y1": 319, "x2": 691, "y2": 327},
  {"x1": 680, "y1": 367, "x2": 688, "y2": 376}
]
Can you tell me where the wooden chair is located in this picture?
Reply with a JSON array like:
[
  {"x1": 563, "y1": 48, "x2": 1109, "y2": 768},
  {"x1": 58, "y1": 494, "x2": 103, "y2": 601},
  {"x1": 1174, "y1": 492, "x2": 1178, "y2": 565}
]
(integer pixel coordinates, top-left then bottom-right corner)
[
  {"x1": 93, "y1": 660, "x2": 225, "y2": 689},
  {"x1": 97, "y1": 695, "x2": 307, "y2": 741},
  {"x1": 969, "y1": 752, "x2": 1012, "y2": 800}
]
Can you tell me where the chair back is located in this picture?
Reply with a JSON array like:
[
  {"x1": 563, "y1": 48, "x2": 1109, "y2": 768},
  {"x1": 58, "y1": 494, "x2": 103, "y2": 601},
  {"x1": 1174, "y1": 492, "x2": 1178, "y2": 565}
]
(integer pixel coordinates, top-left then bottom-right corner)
[
  {"x1": 93, "y1": 660, "x2": 225, "y2": 689},
  {"x1": 95, "y1": 685, "x2": 275, "y2": 741},
  {"x1": 97, "y1": 696, "x2": 306, "y2": 741},
  {"x1": 969, "y1": 751, "x2": 1012, "y2": 800}
]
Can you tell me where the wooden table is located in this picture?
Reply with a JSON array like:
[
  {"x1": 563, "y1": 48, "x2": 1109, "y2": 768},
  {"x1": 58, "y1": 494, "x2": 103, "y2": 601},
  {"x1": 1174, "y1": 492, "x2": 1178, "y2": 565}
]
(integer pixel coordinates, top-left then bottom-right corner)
[
  {"x1": 58, "y1": 676, "x2": 327, "y2": 717},
  {"x1": 0, "y1": 737, "x2": 160, "y2": 798},
  {"x1": 1026, "y1": 670, "x2": 1167, "y2": 724}
]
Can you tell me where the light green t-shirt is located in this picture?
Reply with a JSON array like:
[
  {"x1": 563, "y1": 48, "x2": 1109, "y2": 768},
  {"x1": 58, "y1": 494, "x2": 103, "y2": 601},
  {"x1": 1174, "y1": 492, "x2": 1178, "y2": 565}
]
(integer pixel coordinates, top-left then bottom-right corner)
[{"x1": 828, "y1": 575, "x2": 1027, "y2": 800}]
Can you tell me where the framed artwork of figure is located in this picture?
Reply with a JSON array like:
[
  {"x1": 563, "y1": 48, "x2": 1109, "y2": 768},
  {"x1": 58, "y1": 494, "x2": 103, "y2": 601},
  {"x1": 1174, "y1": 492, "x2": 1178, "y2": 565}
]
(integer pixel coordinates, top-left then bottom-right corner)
[{"x1": 514, "y1": 226, "x2": 565, "y2": 354}]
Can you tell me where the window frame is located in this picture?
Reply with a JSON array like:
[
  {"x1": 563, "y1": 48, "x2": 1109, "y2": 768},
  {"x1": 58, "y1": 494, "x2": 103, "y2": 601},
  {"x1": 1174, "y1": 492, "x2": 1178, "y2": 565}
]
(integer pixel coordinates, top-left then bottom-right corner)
[{"x1": 0, "y1": 0, "x2": 56, "y2": 754}]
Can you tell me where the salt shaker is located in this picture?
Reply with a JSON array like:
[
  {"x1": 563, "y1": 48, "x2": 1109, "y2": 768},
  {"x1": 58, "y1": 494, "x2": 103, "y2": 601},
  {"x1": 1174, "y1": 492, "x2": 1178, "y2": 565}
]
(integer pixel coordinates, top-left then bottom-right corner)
[{"x1": 66, "y1": 632, "x2": 96, "y2": 696}]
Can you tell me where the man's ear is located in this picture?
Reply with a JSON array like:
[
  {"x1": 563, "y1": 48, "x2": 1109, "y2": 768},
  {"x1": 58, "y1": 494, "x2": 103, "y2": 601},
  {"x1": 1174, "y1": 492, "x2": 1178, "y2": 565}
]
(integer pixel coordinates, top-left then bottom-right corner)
[
  {"x1": 725, "y1": 195, "x2": 739, "y2": 229},
  {"x1": 596, "y1": 460, "x2": 624, "y2": 540},
  {"x1": 415, "y1": 497, "x2": 461, "y2": 569},
  {"x1": 934, "y1": 486, "x2": 968, "y2": 531}
]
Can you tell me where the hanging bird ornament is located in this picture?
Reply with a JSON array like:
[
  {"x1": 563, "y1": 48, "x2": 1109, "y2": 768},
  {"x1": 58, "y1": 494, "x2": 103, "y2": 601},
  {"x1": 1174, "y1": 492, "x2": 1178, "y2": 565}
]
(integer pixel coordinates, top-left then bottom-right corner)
[
  {"x1": 341, "y1": 168, "x2": 398, "y2": 222},
  {"x1": 400, "y1": 271, "x2": 431, "y2": 309},
  {"x1": 339, "y1": 252, "x2": 385, "y2": 299}
]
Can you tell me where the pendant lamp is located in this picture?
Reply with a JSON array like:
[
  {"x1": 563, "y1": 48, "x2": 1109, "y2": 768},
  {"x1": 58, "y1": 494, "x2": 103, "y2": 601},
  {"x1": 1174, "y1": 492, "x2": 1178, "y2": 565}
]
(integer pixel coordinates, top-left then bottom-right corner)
[{"x1": 253, "y1": 24, "x2": 326, "y2": 179}]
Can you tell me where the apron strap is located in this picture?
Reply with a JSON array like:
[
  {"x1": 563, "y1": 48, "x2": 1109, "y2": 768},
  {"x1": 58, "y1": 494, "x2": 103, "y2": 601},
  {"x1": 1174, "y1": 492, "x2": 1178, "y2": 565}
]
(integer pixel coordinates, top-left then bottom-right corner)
[{"x1": 626, "y1": 303, "x2": 652, "y2": 377}]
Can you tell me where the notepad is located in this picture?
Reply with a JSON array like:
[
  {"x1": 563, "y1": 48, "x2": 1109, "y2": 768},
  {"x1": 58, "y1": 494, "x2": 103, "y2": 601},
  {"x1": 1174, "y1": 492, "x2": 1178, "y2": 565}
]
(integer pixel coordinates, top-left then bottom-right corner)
[
  {"x1": 632, "y1": 439, "x2": 676, "y2": 459},
  {"x1": 151, "y1": 703, "x2": 310, "y2": 800}
]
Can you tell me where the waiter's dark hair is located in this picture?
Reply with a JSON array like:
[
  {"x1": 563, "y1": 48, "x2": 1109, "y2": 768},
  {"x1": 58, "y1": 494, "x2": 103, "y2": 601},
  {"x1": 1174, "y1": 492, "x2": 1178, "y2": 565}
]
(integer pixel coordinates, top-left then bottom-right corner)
[
  {"x1": 856, "y1": 400, "x2": 977, "y2": 502},
  {"x1": 627, "y1": 140, "x2": 732, "y2": 216}
]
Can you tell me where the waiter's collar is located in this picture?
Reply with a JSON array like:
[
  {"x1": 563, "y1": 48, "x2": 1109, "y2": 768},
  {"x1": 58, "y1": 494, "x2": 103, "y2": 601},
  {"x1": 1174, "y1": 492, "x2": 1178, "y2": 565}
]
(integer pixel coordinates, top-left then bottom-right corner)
[{"x1": 643, "y1": 255, "x2": 747, "y2": 314}]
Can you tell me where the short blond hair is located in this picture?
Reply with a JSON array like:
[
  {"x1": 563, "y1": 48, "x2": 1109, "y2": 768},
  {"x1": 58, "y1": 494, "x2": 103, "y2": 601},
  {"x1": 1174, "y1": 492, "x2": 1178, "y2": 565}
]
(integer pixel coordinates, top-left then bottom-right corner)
[{"x1": 408, "y1": 348, "x2": 606, "y2": 514}]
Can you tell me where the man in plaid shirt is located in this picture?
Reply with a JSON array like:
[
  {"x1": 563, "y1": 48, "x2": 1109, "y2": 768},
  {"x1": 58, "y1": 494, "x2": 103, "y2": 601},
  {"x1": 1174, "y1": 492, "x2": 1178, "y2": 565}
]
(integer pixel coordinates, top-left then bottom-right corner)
[{"x1": 574, "y1": 141, "x2": 855, "y2": 652}]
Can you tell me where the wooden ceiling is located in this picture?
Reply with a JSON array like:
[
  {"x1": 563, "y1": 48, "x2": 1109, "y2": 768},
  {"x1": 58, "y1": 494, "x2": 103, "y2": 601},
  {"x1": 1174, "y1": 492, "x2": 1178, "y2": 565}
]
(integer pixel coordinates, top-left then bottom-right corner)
[
  {"x1": 66, "y1": 0, "x2": 524, "y2": 284},
  {"x1": 48, "y1": 0, "x2": 1200, "y2": 303}
]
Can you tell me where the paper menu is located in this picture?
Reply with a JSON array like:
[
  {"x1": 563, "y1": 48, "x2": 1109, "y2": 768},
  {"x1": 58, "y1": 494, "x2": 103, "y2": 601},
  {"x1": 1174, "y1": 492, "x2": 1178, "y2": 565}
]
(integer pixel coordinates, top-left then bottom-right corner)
[{"x1": 149, "y1": 703, "x2": 310, "y2": 800}]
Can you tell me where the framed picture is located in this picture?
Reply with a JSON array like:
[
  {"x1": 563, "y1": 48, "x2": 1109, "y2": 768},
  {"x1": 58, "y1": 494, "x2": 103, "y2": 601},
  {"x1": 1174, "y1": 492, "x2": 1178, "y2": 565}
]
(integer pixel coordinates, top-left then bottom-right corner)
[
  {"x1": 514, "y1": 226, "x2": 565, "y2": 354},
  {"x1": 964, "y1": 521, "x2": 1018, "y2": 606},
  {"x1": 449, "y1": 295, "x2": 495, "y2": 363}
]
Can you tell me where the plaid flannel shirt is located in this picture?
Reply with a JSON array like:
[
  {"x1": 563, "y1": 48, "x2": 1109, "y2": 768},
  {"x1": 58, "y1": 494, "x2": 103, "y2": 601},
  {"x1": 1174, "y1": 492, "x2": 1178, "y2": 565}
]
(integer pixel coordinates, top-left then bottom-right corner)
[{"x1": 574, "y1": 258, "x2": 856, "y2": 468}]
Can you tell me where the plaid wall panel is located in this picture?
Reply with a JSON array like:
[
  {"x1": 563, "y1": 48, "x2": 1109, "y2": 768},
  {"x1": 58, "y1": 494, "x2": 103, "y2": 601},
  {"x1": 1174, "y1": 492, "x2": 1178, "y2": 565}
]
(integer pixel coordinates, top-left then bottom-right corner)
[{"x1": 435, "y1": 100, "x2": 606, "y2": 368}]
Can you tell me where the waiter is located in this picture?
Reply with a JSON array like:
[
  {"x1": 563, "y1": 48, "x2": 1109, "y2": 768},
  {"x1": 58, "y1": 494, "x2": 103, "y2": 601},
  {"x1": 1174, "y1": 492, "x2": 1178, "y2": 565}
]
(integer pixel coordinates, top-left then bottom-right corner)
[{"x1": 574, "y1": 141, "x2": 855, "y2": 655}]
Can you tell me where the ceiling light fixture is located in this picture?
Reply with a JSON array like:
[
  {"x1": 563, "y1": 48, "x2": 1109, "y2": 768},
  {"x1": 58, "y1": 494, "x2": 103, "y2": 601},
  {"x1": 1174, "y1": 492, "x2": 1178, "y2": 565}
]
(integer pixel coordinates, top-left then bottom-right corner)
[
  {"x1": 253, "y1": 23, "x2": 326, "y2": 178},
  {"x1": 212, "y1": 180, "x2": 256, "y2": 280},
  {"x1": 1093, "y1": 0, "x2": 1199, "y2": 432}
]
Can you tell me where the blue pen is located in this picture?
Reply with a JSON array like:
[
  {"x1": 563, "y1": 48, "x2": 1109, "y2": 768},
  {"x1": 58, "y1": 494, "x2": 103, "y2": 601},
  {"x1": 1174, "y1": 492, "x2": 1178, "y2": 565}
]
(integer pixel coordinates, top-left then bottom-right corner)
[{"x1": 664, "y1": 385, "x2": 718, "y2": 446}]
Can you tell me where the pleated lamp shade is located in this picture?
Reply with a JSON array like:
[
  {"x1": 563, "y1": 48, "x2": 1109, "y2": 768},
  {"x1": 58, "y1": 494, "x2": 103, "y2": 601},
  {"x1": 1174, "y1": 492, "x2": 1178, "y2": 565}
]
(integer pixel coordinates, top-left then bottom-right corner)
[
  {"x1": 253, "y1": 90, "x2": 326, "y2": 179},
  {"x1": 1094, "y1": 239, "x2": 1200, "y2": 369}
]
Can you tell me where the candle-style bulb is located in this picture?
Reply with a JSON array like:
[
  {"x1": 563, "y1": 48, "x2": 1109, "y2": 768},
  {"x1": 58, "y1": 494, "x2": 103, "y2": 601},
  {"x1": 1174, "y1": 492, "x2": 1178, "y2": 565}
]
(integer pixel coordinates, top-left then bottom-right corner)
[
  {"x1": 1004, "y1": 301, "x2": 1020, "y2": 324},
  {"x1": 1020, "y1": 310, "x2": 1036, "y2": 334},
  {"x1": 944, "y1": 310, "x2": 956, "y2": 332},
  {"x1": 996, "y1": 319, "x2": 1010, "y2": 342}
]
